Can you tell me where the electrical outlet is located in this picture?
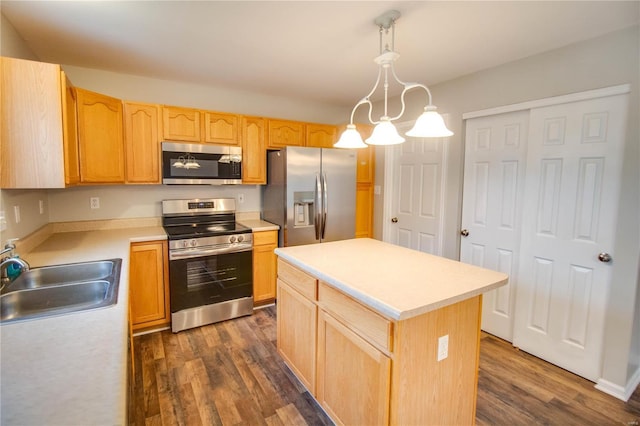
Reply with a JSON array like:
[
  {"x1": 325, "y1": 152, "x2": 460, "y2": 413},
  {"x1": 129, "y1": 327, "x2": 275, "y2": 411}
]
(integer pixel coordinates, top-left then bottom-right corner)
[
  {"x1": 13, "y1": 206, "x2": 21, "y2": 224},
  {"x1": 0, "y1": 211, "x2": 6, "y2": 232},
  {"x1": 238, "y1": 193, "x2": 245, "y2": 204},
  {"x1": 437, "y1": 334, "x2": 449, "y2": 362},
  {"x1": 39, "y1": 200, "x2": 44, "y2": 215},
  {"x1": 374, "y1": 185, "x2": 381, "y2": 195},
  {"x1": 90, "y1": 197, "x2": 100, "y2": 209}
]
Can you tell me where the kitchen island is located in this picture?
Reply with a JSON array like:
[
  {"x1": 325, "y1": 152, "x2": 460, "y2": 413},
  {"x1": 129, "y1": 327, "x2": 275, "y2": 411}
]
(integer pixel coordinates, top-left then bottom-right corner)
[{"x1": 275, "y1": 238, "x2": 508, "y2": 425}]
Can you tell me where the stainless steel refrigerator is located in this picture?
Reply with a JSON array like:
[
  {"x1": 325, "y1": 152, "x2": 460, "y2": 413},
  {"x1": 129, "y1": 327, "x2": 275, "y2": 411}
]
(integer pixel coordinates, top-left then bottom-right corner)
[{"x1": 263, "y1": 146, "x2": 357, "y2": 247}]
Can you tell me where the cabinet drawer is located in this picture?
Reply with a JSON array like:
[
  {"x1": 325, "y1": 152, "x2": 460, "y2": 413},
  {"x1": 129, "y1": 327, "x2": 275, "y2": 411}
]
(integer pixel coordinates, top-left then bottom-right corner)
[
  {"x1": 318, "y1": 282, "x2": 392, "y2": 353},
  {"x1": 277, "y1": 259, "x2": 317, "y2": 300},
  {"x1": 253, "y1": 230, "x2": 277, "y2": 246}
]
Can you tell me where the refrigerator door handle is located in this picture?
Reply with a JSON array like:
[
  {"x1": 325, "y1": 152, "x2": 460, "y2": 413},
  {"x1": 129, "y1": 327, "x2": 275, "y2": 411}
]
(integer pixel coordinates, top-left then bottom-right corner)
[
  {"x1": 314, "y1": 173, "x2": 322, "y2": 240},
  {"x1": 321, "y1": 172, "x2": 328, "y2": 239}
]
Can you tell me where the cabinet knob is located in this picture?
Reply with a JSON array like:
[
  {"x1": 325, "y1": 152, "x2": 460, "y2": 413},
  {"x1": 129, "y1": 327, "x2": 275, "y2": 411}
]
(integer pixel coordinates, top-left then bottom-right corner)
[
  {"x1": 391, "y1": 217, "x2": 398, "y2": 223},
  {"x1": 461, "y1": 229, "x2": 469, "y2": 237}
]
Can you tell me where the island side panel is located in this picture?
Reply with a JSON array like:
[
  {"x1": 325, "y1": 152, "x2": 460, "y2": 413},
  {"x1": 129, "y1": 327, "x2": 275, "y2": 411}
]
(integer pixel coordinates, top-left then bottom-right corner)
[{"x1": 390, "y1": 295, "x2": 483, "y2": 425}]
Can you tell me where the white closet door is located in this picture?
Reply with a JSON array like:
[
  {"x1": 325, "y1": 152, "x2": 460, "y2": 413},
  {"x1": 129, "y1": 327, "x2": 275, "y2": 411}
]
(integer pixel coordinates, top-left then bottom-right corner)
[
  {"x1": 513, "y1": 94, "x2": 628, "y2": 381},
  {"x1": 460, "y1": 110, "x2": 529, "y2": 341},
  {"x1": 386, "y1": 124, "x2": 447, "y2": 256}
]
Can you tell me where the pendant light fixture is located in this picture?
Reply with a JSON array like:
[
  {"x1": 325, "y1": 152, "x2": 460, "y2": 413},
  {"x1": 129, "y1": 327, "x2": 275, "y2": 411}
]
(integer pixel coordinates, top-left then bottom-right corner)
[{"x1": 334, "y1": 10, "x2": 453, "y2": 149}]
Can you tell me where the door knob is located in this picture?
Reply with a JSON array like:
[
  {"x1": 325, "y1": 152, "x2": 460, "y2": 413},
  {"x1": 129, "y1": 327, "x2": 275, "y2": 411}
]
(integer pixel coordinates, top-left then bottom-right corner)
[
  {"x1": 461, "y1": 229, "x2": 469, "y2": 237},
  {"x1": 598, "y1": 252, "x2": 612, "y2": 263},
  {"x1": 391, "y1": 217, "x2": 398, "y2": 223}
]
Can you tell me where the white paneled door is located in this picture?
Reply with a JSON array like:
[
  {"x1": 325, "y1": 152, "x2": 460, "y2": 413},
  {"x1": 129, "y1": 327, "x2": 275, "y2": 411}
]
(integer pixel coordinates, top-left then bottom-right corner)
[
  {"x1": 460, "y1": 110, "x2": 529, "y2": 341},
  {"x1": 385, "y1": 123, "x2": 447, "y2": 256},
  {"x1": 513, "y1": 94, "x2": 628, "y2": 381}
]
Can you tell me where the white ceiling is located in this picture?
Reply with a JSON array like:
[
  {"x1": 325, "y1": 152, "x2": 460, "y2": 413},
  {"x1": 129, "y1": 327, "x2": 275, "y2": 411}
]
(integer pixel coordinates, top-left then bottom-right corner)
[{"x1": 2, "y1": 1, "x2": 639, "y2": 107}]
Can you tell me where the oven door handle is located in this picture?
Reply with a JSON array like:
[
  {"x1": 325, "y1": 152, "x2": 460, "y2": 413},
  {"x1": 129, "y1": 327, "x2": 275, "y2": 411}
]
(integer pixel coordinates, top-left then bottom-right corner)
[{"x1": 169, "y1": 246, "x2": 252, "y2": 260}]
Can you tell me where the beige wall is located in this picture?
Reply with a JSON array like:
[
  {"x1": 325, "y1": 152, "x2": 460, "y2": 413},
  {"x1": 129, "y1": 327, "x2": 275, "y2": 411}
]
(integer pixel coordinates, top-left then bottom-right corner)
[
  {"x1": 62, "y1": 65, "x2": 349, "y2": 125},
  {"x1": 367, "y1": 25, "x2": 639, "y2": 395}
]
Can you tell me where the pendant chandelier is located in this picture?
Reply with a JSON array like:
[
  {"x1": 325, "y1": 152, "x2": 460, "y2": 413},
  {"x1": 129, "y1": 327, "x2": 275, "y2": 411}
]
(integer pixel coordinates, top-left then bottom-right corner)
[{"x1": 335, "y1": 10, "x2": 453, "y2": 149}]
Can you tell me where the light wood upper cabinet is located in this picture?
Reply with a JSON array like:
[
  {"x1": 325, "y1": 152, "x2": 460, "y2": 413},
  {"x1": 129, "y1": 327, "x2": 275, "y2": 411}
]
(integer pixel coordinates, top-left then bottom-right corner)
[
  {"x1": 305, "y1": 123, "x2": 337, "y2": 148},
  {"x1": 76, "y1": 88, "x2": 125, "y2": 183},
  {"x1": 124, "y1": 102, "x2": 161, "y2": 184},
  {"x1": 62, "y1": 73, "x2": 80, "y2": 186},
  {"x1": 129, "y1": 240, "x2": 170, "y2": 331},
  {"x1": 203, "y1": 111, "x2": 240, "y2": 145},
  {"x1": 241, "y1": 116, "x2": 266, "y2": 184},
  {"x1": 162, "y1": 106, "x2": 201, "y2": 142},
  {"x1": 1, "y1": 57, "x2": 67, "y2": 188},
  {"x1": 252, "y1": 230, "x2": 278, "y2": 304},
  {"x1": 267, "y1": 119, "x2": 305, "y2": 148}
]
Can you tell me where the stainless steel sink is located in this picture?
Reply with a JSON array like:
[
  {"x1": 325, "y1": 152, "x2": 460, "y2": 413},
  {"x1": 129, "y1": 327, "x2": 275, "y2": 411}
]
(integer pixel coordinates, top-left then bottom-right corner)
[
  {"x1": 0, "y1": 258, "x2": 121, "y2": 324},
  {"x1": 7, "y1": 259, "x2": 117, "y2": 290}
]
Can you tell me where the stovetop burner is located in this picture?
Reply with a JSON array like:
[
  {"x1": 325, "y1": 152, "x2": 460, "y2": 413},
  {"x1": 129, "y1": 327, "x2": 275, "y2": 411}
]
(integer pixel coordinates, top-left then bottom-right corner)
[
  {"x1": 161, "y1": 198, "x2": 251, "y2": 240},
  {"x1": 163, "y1": 221, "x2": 251, "y2": 240}
]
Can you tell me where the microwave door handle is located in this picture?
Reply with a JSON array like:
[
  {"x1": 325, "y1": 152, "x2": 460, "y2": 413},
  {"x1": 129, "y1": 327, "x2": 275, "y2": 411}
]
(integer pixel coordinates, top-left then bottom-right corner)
[
  {"x1": 314, "y1": 173, "x2": 321, "y2": 240},
  {"x1": 321, "y1": 172, "x2": 328, "y2": 239}
]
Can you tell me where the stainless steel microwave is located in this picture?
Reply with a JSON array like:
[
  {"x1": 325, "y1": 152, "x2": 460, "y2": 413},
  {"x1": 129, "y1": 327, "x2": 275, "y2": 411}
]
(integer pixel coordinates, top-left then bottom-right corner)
[{"x1": 161, "y1": 142, "x2": 242, "y2": 185}]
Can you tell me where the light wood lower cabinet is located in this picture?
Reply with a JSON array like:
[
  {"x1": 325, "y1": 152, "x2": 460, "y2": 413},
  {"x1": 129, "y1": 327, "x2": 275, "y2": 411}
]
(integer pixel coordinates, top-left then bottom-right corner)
[
  {"x1": 317, "y1": 310, "x2": 391, "y2": 425},
  {"x1": 129, "y1": 240, "x2": 170, "y2": 331},
  {"x1": 252, "y1": 230, "x2": 277, "y2": 304},
  {"x1": 276, "y1": 277, "x2": 317, "y2": 393},
  {"x1": 276, "y1": 258, "x2": 483, "y2": 426}
]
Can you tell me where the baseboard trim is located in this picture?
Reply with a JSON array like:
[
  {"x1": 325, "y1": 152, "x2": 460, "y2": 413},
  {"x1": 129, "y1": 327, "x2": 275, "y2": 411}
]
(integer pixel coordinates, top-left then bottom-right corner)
[{"x1": 595, "y1": 367, "x2": 640, "y2": 401}]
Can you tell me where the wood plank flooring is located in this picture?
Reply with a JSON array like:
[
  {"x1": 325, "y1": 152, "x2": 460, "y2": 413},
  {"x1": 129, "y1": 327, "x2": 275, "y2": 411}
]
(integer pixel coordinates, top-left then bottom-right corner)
[{"x1": 131, "y1": 305, "x2": 640, "y2": 425}]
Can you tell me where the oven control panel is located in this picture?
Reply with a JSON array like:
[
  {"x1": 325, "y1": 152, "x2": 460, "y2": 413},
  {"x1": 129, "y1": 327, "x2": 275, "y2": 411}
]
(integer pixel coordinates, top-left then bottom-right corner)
[{"x1": 168, "y1": 233, "x2": 253, "y2": 251}]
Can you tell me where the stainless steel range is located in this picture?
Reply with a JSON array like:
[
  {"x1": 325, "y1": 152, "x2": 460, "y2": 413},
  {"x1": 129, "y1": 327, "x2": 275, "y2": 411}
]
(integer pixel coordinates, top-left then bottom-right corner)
[{"x1": 162, "y1": 198, "x2": 253, "y2": 333}]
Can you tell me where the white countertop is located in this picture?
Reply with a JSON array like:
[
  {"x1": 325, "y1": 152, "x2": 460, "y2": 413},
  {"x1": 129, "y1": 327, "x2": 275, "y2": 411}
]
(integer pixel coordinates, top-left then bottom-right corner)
[
  {"x1": 275, "y1": 238, "x2": 509, "y2": 321},
  {"x1": 0, "y1": 226, "x2": 166, "y2": 426},
  {"x1": 238, "y1": 219, "x2": 279, "y2": 232}
]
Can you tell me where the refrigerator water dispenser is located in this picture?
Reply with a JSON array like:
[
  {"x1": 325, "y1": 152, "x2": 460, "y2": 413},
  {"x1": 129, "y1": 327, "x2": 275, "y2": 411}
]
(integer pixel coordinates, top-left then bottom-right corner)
[{"x1": 293, "y1": 192, "x2": 314, "y2": 227}]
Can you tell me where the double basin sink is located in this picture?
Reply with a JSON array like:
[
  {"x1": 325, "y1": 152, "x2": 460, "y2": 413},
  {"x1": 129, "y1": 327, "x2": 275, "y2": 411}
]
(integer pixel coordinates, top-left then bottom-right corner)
[{"x1": 0, "y1": 259, "x2": 121, "y2": 324}]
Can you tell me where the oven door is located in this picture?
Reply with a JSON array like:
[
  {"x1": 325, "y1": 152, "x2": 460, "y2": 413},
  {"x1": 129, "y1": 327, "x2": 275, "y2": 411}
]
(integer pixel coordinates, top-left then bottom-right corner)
[{"x1": 169, "y1": 248, "x2": 252, "y2": 313}]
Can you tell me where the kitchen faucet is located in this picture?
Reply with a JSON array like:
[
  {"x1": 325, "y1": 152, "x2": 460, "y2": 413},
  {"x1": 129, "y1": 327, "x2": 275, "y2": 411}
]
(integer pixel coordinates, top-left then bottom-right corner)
[{"x1": 0, "y1": 239, "x2": 30, "y2": 288}]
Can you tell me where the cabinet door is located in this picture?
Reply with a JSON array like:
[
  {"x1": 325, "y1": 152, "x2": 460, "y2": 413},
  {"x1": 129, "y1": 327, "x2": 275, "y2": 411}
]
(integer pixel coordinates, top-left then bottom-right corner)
[
  {"x1": 241, "y1": 116, "x2": 266, "y2": 184},
  {"x1": 267, "y1": 119, "x2": 305, "y2": 148},
  {"x1": 1, "y1": 57, "x2": 66, "y2": 188},
  {"x1": 317, "y1": 310, "x2": 391, "y2": 426},
  {"x1": 162, "y1": 106, "x2": 201, "y2": 142},
  {"x1": 76, "y1": 88, "x2": 125, "y2": 183},
  {"x1": 61, "y1": 72, "x2": 80, "y2": 186},
  {"x1": 203, "y1": 111, "x2": 240, "y2": 145},
  {"x1": 356, "y1": 182, "x2": 374, "y2": 238},
  {"x1": 124, "y1": 102, "x2": 161, "y2": 184},
  {"x1": 306, "y1": 123, "x2": 337, "y2": 148},
  {"x1": 253, "y1": 231, "x2": 277, "y2": 304},
  {"x1": 277, "y1": 279, "x2": 317, "y2": 393},
  {"x1": 356, "y1": 145, "x2": 375, "y2": 183},
  {"x1": 129, "y1": 240, "x2": 170, "y2": 330}
]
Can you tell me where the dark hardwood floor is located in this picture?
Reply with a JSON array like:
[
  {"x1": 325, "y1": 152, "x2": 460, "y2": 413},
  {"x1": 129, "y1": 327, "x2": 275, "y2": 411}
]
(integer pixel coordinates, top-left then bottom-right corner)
[{"x1": 131, "y1": 305, "x2": 640, "y2": 425}]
